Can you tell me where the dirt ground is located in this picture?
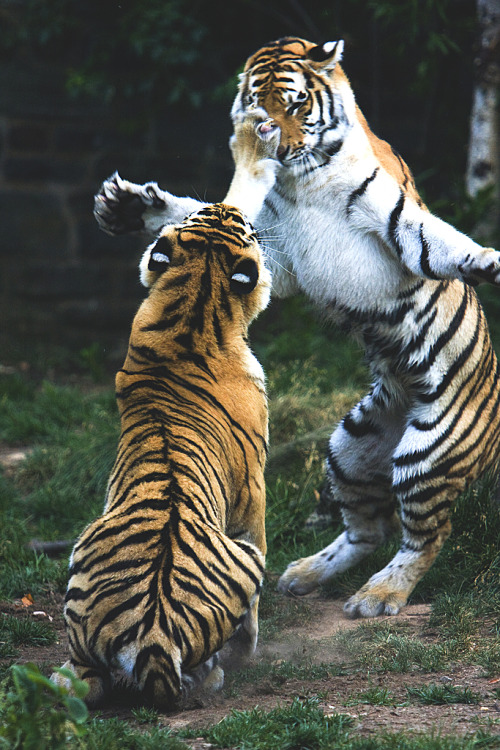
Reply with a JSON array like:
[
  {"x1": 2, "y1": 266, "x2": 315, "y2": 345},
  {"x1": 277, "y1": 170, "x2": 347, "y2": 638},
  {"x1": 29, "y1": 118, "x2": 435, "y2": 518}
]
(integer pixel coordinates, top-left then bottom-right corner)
[{"x1": 1, "y1": 589, "x2": 499, "y2": 745}]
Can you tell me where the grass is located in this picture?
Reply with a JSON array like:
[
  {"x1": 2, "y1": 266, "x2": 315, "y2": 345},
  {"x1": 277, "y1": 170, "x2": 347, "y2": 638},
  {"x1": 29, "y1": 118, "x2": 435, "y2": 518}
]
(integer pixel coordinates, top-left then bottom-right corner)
[
  {"x1": 344, "y1": 686, "x2": 396, "y2": 706},
  {"x1": 332, "y1": 621, "x2": 452, "y2": 673},
  {"x1": 0, "y1": 614, "x2": 56, "y2": 648},
  {"x1": 406, "y1": 683, "x2": 481, "y2": 706},
  {"x1": 1, "y1": 294, "x2": 500, "y2": 746},
  {"x1": 191, "y1": 696, "x2": 354, "y2": 750}
]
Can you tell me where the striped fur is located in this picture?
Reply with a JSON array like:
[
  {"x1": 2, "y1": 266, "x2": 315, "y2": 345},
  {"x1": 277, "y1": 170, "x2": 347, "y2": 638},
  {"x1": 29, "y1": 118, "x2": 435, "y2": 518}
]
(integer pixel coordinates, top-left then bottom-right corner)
[
  {"x1": 53, "y1": 203, "x2": 272, "y2": 707},
  {"x1": 93, "y1": 37, "x2": 500, "y2": 619}
]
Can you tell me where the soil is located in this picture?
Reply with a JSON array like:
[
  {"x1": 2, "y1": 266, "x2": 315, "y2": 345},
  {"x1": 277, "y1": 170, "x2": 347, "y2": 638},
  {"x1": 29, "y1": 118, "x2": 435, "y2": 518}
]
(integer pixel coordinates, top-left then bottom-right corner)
[{"x1": 1, "y1": 590, "x2": 499, "y2": 745}]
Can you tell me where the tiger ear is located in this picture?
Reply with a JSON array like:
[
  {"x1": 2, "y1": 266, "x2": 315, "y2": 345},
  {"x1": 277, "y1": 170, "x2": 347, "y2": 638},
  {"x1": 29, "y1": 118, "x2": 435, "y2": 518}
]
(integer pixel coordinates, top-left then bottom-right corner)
[
  {"x1": 230, "y1": 258, "x2": 259, "y2": 295},
  {"x1": 140, "y1": 235, "x2": 173, "y2": 287},
  {"x1": 307, "y1": 40, "x2": 344, "y2": 70},
  {"x1": 148, "y1": 236, "x2": 173, "y2": 272}
]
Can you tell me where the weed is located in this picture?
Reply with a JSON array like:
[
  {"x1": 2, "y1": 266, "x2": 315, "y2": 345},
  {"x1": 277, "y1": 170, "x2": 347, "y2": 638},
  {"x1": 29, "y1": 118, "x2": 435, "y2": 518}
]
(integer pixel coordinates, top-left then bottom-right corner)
[
  {"x1": 407, "y1": 682, "x2": 481, "y2": 705},
  {"x1": 198, "y1": 696, "x2": 353, "y2": 749},
  {"x1": 264, "y1": 475, "x2": 336, "y2": 572},
  {"x1": 130, "y1": 706, "x2": 159, "y2": 724},
  {"x1": 0, "y1": 662, "x2": 88, "y2": 749},
  {"x1": 333, "y1": 622, "x2": 451, "y2": 673},
  {"x1": 345, "y1": 686, "x2": 396, "y2": 706},
  {"x1": 0, "y1": 614, "x2": 56, "y2": 647},
  {"x1": 78, "y1": 716, "x2": 191, "y2": 749}
]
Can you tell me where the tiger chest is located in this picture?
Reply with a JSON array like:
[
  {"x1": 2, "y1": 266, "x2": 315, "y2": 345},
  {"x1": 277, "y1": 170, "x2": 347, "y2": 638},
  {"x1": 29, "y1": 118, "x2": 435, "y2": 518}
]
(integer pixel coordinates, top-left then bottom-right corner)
[{"x1": 262, "y1": 191, "x2": 405, "y2": 314}]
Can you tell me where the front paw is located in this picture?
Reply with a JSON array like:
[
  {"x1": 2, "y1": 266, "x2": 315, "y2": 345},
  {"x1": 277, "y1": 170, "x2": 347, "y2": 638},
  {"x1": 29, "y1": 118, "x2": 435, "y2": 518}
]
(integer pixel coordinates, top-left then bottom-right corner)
[
  {"x1": 458, "y1": 248, "x2": 500, "y2": 286},
  {"x1": 277, "y1": 558, "x2": 321, "y2": 596},
  {"x1": 94, "y1": 172, "x2": 166, "y2": 236},
  {"x1": 343, "y1": 584, "x2": 407, "y2": 619},
  {"x1": 230, "y1": 108, "x2": 281, "y2": 164}
]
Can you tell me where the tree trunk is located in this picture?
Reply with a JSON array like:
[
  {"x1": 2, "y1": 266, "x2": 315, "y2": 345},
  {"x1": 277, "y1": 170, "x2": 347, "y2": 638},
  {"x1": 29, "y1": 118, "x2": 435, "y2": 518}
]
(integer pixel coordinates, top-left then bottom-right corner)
[{"x1": 466, "y1": 0, "x2": 500, "y2": 237}]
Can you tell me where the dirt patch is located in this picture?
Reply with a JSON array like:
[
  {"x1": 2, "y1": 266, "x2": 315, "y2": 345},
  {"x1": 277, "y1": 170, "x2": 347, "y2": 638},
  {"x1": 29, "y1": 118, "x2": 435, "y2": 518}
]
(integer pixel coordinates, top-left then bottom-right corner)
[
  {"x1": 0, "y1": 445, "x2": 33, "y2": 475},
  {"x1": 2, "y1": 591, "x2": 499, "y2": 742}
]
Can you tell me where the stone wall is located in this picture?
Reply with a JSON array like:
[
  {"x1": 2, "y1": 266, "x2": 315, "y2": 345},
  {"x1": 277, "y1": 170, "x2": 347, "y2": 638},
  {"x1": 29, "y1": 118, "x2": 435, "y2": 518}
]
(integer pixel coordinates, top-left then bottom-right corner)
[{"x1": 0, "y1": 50, "x2": 233, "y2": 354}]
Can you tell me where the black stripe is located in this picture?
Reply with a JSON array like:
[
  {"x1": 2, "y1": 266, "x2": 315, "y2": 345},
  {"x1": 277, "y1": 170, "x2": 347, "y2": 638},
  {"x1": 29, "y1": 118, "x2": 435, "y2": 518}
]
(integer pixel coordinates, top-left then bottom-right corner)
[
  {"x1": 419, "y1": 223, "x2": 441, "y2": 280},
  {"x1": 342, "y1": 412, "x2": 380, "y2": 437},
  {"x1": 388, "y1": 192, "x2": 405, "y2": 256},
  {"x1": 409, "y1": 285, "x2": 470, "y2": 376},
  {"x1": 346, "y1": 168, "x2": 379, "y2": 214}
]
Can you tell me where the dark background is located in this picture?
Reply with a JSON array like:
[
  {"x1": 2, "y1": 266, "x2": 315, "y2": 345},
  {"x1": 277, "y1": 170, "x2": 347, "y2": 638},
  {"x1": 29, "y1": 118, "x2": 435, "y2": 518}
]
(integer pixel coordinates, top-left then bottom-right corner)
[{"x1": 0, "y1": 0, "x2": 488, "y2": 365}]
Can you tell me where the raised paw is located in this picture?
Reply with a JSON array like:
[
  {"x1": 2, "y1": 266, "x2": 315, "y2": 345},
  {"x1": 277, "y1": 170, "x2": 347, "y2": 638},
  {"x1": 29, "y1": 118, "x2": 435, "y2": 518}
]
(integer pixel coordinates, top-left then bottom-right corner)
[
  {"x1": 94, "y1": 172, "x2": 166, "y2": 236},
  {"x1": 458, "y1": 247, "x2": 500, "y2": 286},
  {"x1": 230, "y1": 107, "x2": 281, "y2": 165}
]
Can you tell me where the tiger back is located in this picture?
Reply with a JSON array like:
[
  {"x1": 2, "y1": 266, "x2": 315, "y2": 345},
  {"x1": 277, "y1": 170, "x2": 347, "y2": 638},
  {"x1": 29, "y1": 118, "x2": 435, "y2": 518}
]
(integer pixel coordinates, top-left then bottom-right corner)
[{"x1": 54, "y1": 203, "x2": 272, "y2": 707}]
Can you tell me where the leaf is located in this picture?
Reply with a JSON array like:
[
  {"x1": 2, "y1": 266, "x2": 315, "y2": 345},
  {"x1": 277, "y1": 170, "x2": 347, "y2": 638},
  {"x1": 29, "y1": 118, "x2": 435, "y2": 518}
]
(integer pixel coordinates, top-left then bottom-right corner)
[{"x1": 63, "y1": 696, "x2": 88, "y2": 724}]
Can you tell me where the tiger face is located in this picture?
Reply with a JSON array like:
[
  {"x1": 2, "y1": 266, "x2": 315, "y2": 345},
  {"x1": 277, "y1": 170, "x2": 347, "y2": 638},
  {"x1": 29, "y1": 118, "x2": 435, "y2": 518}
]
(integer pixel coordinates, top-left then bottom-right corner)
[
  {"x1": 232, "y1": 37, "x2": 348, "y2": 173},
  {"x1": 140, "y1": 203, "x2": 272, "y2": 326}
]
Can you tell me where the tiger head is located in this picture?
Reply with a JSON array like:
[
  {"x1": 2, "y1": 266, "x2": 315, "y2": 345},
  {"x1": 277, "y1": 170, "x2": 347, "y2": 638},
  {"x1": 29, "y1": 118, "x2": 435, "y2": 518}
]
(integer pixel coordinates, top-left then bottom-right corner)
[
  {"x1": 232, "y1": 36, "x2": 353, "y2": 174},
  {"x1": 139, "y1": 204, "x2": 271, "y2": 329}
]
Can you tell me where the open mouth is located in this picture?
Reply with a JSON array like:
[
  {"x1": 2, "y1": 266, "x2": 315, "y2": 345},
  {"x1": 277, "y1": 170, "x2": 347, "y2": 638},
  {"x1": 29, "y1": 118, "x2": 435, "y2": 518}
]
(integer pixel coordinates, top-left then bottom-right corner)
[{"x1": 277, "y1": 145, "x2": 290, "y2": 162}]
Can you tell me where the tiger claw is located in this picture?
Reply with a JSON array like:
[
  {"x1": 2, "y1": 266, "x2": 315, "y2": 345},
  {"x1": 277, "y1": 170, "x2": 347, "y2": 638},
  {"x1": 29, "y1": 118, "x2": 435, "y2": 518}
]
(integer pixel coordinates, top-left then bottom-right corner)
[
  {"x1": 256, "y1": 119, "x2": 280, "y2": 142},
  {"x1": 94, "y1": 172, "x2": 167, "y2": 236}
]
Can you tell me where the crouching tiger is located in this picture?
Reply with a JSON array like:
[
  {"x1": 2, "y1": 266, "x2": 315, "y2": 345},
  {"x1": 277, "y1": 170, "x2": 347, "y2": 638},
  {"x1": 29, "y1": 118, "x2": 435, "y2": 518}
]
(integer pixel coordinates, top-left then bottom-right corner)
[
  {"x1": 52, "y1": 113, "x2": 280, "y2": 706},
  {"x1": 94, "y1": 37, "x2": 500, "y2": 620}
]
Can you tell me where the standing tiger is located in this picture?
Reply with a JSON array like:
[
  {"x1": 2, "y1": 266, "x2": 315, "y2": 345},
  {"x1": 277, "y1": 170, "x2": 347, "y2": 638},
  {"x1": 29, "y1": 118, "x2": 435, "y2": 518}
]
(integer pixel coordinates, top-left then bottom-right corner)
[
  {"x1": 94, "y1": 36, "x2": 500, "y2": 619},
  {"x1": 52, "y1": 114, "x2": 280, "y2": 706}
]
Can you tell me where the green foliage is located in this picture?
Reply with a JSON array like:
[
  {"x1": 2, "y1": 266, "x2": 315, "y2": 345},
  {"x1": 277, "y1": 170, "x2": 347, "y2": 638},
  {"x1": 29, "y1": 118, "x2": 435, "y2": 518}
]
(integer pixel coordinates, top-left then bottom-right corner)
[
  {"x1": 333, "y1": 622, "x2": 451, "y2": 673},
  {"x1": 0, "y1": 663, "x2": 88, "y2": 749},
  {"x1": 345, "y1": 686, "x2": 396, "y2": 706},
  {"x1": 0, "y1": 376, "x2": 116, "y2": 443},
  {"x1": 0, "y1": 614, "x2": 56, "y2": 648},
  {"x1": 406, "y1": 682, "x2": 480, "y2": 706},
  {"x1": 0, "y1": 473, "x2": 67, "y2": 599},
  {"x1": 199, "y1": 696, "x2": 353, "y2": 750},
  {"x1": 81, "y1": 716, "x2": 190, "y2": 749}
]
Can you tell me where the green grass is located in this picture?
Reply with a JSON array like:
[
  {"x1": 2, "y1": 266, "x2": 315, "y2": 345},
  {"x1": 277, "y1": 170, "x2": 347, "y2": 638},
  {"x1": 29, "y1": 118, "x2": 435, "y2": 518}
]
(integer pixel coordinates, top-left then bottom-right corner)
[
  {"x1": 0, "y1": 614, "x2": 56, "y2": 648},
  {"x1": 1, "y1": 295, "x2": 500, "y2": 746},
  {"x1": 192, "y1": 696, "x2": 354, "y2": 750},
  {"x1": 406, "y1": 683, "x2": 481, "y2": 706},
  {"x1": 344, "y1": 686, "x2": 396, "y2": 706},
  {"x1": 332, "y1": 621, "x2": 452, "y2": 673}
]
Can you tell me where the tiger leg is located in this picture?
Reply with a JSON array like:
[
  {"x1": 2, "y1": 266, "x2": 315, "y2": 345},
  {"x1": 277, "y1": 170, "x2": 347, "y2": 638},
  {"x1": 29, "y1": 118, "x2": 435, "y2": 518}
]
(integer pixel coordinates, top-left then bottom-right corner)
[
  {"x1": 221, "y1": 481, "x2": 266, "y2": 668},
  {"x1": 182, "y1": 654, "x2": 224, "y2": 697},
  {"x1": 278, "y1": 393, "x2": 405, "y2": 596},
  {"x1": 219, "y1": 595, "x2": 260, "y2": 670},
  {"x1": 94, "y1": 171, "x2": 204, "y2": 238},
  {"x1": 343, "y1": 440, "x2": 458, "y2": 618}
]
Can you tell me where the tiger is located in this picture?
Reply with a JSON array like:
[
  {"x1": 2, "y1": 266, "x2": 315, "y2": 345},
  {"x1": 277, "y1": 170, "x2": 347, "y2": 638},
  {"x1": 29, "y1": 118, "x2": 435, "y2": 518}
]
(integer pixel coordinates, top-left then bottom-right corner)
[
  {"x1": 93, "y1": 36, "x2": 500, "y2": 620},
  {"x1": 52, "y1": 113, "x2": 280, "y2": 707}
]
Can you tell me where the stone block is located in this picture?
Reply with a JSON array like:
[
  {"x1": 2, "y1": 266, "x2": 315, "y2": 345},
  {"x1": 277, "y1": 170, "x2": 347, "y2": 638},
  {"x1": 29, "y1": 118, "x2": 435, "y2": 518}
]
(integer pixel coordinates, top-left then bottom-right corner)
[
  {"x1": 16, "y1": 264, "x2": 110, "y2": 300},
  {"x1": 0, "y1": 191, "x2": 68, "y2": 259},
  {"x1": 9, "y1": 124, "x2": 50, "y2": 152}
]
